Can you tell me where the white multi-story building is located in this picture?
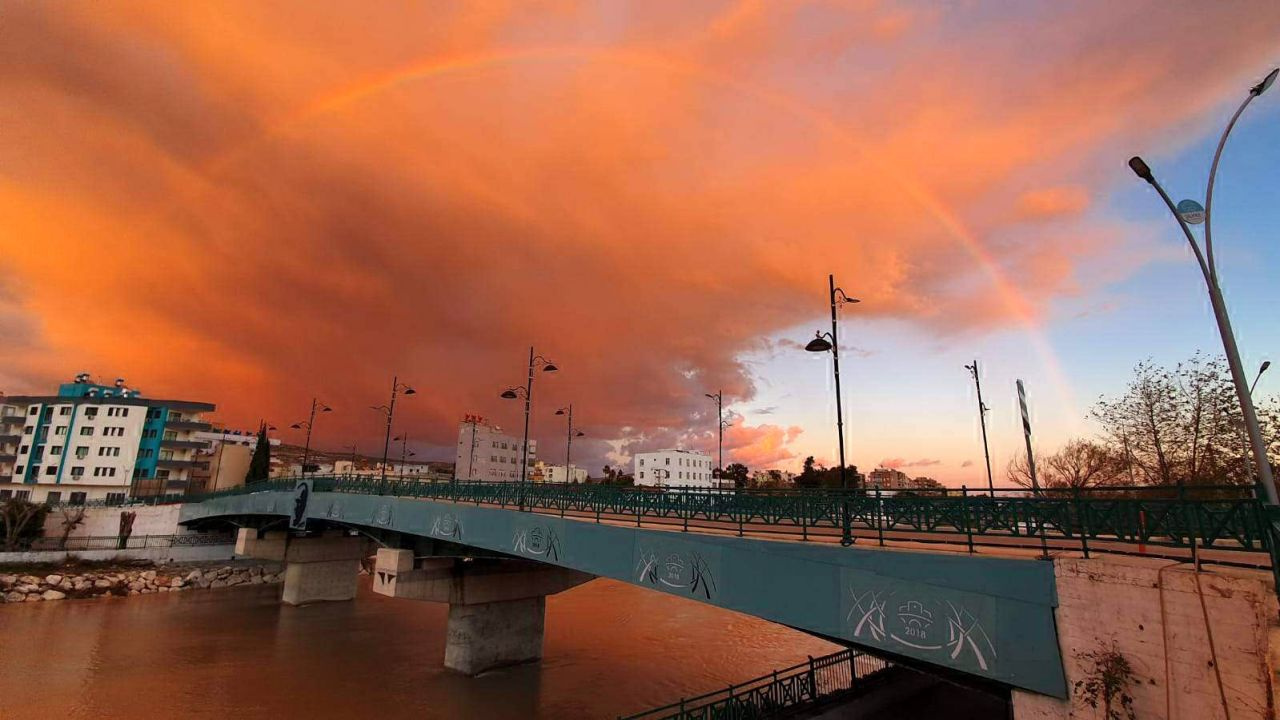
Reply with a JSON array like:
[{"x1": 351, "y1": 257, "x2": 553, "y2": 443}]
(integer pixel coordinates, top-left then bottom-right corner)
[
  {"x1": 0, "y1": 375, "x2": 215, "y2": 504},
  {"x1": 634, "y1": 449, "x2": 715, "y2": 489},
  {"x1": 533, "y1": 462, "x2": 588, "y2": 484},
  {"x1": 454, "y1": 415, "x2": 536, "y2": 482}
]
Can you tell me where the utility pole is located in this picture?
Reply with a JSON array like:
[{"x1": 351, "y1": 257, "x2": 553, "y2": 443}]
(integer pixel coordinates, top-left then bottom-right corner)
[{"x1": 965, "y1": 360, "x2": 995, "y2": 494}]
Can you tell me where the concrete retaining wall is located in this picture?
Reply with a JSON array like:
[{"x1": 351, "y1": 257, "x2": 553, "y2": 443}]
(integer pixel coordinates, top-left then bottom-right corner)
[
  {"x1": 0, "y1": 543, "x2": 235, "y2": 566},
  {"x1": 1013, "y1": 555, "x2": 1279, "y2": 720},
  {"x1": 41, "y1": 504, "x2": 194, "y2": 538}
]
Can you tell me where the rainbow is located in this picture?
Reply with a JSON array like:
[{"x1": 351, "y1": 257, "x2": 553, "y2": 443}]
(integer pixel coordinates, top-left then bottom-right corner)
[{"x1": 201, "y1": 45, "x2": 1078, "y2": 424}]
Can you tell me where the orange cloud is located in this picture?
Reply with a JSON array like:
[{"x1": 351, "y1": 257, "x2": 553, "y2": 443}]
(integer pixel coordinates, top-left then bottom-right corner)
[{"x1": 0, "y1": 1, "x2": 1276, "y2": 474}]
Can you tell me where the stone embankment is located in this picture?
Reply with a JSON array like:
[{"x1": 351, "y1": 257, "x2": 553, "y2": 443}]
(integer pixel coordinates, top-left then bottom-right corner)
[{"x1": 0, "y1": 562, "x2": 283, "y2": 603}]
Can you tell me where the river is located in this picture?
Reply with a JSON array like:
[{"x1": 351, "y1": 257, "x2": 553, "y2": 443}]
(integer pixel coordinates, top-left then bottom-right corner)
[{"x1": 0, "y1": 577, "x2": 841, "y2": 719}]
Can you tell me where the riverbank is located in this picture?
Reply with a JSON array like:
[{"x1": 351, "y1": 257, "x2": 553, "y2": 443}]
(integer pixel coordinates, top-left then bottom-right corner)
[{"x1": 0, "y1": 559, "x2": 283, "y2": 603}]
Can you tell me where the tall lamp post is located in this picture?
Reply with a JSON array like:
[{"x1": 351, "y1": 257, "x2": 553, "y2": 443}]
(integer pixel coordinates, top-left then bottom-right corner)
[
  {"x1": 964, "y1": 361, "x2": 995, "y2": 495},
  {"x1": 1127, "y1": 67, "x2": 1279, "y2": 504},
  {"x1": 290, "y1": 399, "x2": 331, "y2": 479},
  {"x1": 371, "y1": 376, "x2": 416, "y2": 489},
  {"x1": 554, "y1": 405, "x2": 585, "y2": 483},
  {"x1": 802, "y1": 274, "x2": 860, "y2": 546},
  {"x1": 501, "y1": 346, "x2": 558, "y2": 509},
  {"x1": 705, "y1": 391, "x2": 730, "y2": 489},
  {"x1": 393, "y1": 433, "x2": 416, "y2": 474},
  {"x1": 342, "y1": 443, "x2": 357, "y2": 476}
]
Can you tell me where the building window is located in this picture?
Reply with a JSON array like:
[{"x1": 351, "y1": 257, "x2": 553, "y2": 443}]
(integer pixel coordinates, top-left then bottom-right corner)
[
  {"x1": 45, "y1": 465, "x2": 57, "y2": 475},
  {"x1": 640, "y1": 459, "x2": 645, "y2": 466},
  {"x1": 156, "y1": 470, "x2": 169, "y2": 480},
  {"x1": 639, "y1": 472, "x2": 645, "y2": 479},
  {"x1": 0, "y1": 489, "x2": 9, "y2": 500},
  {"x1": 55, "y1": 425, "x2": 67, "y2": 435},
  {"x1": 68, "y1": 492, "x2": 86, "y2": 505},
  {"x1": 70, "y1": 466, "x2": 83, "y2": 477},
  {"x1": 14, "y1": 466, "x2": 22, "y2": 474},
  {"x1": 85, "y1": 408, "x2": 97, "y2": 420},
  {"x1": 80, "y1": 427, "x2": 93, "y2": 436},
  {"x1": 58, "y1": 407, "x2": 71, "y2": 416},
  {"x1": 23, "y1": 426, "x2": 33, "y2": 435},
  {"x1": 28, "y1": 407, "x2": 38, "y2": 415},
  {"x1": 75, "y1": 447, "x2": 88, "y2": 459},
  {"x1": 665, "y1": 458, "x2": 670, "y2": 465},
  {"x1": 50, "y1": 446, "x2": 62, "y2": 456},
  {"x1": 19, "y1": 445, "x2": 28, "y2": 455},
  {"x1": 15, "y1": 490, "x2": 29, "y2": 501},
  {"x1": 45, "y1": 491, "x2": 61, "y2": 504},
  {"x1": 105, "y1": 492, "x2": 125, "y2": 505}
]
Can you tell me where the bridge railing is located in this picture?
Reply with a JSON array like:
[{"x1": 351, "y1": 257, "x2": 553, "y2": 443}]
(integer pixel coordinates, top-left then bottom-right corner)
[
  {"x1": 174, "y1": 475, "x2": 1278, "y2": 559},
  {"x1": 616, "y1": 648, "x2": 889, "y2": 720},
  {"x1": 16, "y1": 532, "x2": 236, "y2": 552}
]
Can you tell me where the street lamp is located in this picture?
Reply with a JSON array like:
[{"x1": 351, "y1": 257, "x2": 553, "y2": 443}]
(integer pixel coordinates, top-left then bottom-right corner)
[
  {"x1": 1251, "y1": 361, "x2": 1271, "y2": 396},
  {"x1": 393, "y1": 433, "x2": 416, "y2": 475},
  {"x1": 342, "y1": 443, "x2": 357, "y2": 475},
  {"x1": 705, "y1": 391, "x2": 731, "y2": 488},
  {"x1": 802, "y1": 273, "x2": 860, "y2": 546},
  {"x1": 1127, "y1": 67, "x2": 1279, "y2": 504},
  {"x1": 371, "y1": 376, "x2": 416, "y2": 488},
  {"x1": 501, "y1": 346, "x2": 557, "y2": 508},
  {"x1": 289, "y1": 398, "x2": 331, "y2": 479},
  {"x1": 554, "y1": 405, "x2": 586, "y2": 484},
  {"x1": 964, "y1": 361, "x2": 995, "y2": 495}
]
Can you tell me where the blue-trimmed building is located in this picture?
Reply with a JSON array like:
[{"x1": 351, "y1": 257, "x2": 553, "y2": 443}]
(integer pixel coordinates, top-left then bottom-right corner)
[{"x1": 0, "y1": 375, "x2": 215, "y2": 504}]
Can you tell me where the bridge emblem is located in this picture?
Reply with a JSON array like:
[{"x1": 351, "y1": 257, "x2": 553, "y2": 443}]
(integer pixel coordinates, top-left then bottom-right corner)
[
  {"x1": 431, "y1": 513, "x2": 462, "y2": 539},
  {"x1": 847, "y1": 587, "x2": 996, "y2": 671},
  {"x1": 374, "y1": 503, "x2": 394, "y2": 526},
  {"x1": 326, "y1": 501, "x2": 343, "y2": 519},
  {"x1": 635, "y1": 547, "x2": 717, "y2": 599},
  {"x1": 290, "y1": 480, "x2": 311, "y2": 529},
  {"x1": 512, "y1": 526, "x2": 560, "y2": 560}
]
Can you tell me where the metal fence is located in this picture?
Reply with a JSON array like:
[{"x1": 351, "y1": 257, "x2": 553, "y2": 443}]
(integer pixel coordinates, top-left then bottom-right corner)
[
  {"x1": 20, "y1": 532, "x2": 235, "y2": 552},
  {"x1": 618, "y1": 649, "x2": 889, "y2": 720}
]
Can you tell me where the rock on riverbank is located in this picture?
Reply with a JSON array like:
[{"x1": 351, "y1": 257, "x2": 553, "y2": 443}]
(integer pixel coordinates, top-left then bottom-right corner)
[{"x1": 0, "y1": 562, "x2": 284, "y2": 604}]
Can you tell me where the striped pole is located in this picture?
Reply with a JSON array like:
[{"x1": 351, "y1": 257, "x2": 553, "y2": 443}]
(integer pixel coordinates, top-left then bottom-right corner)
[{"x1": 1017, "y1": 380, "x2": 1039, "y2": 493}]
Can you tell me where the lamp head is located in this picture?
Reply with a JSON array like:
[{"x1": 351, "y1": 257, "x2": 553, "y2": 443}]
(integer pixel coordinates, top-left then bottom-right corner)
[
  {"x1": 1128, "y1": 156, "x2": 1154, "y2": 184},
  {"x1": 500, "y1": 389, "x2": 519, "y2": 399},
  {"x1": 575, "y1": 431, "x2": 585, "y2": 437},
  {"x1": 804, "y1": 335, "x2": 833, "y2": 353},
  {"x1": 1261, "y1": 361, "x2": 1272, "y2": 374},
  {"x1": 555, "y1": 408, "x2": 566, "y2": 416},
  {"x1": 542, "y1": 363, "x2": 558, "y2": 373},
  {"x1": 290, "y1": 423, "x2": 303, "y2": 430},
  {"x1": 267, "y1": 425, "x2": 277, "y2": 431},
  {"x1": 320, "y1": 405, "x2": 332, "y2": 413},
  {"x1": 1252, "y1": 68, "x2": 1278, "y2": 97},
  {"x1": 403, "y1": 386, "x2": 416, "y2": 396}
]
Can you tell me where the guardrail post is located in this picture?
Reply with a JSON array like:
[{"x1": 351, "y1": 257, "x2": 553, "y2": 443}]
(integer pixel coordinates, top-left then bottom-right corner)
[
  {"x1": 682, "y1": 492, "x2": 689, "y2": 532},
  {"x1": 636, "y1": 492, "x2": 642, "y2": 527},
  {"x1": 1074, "y1": 487, "x2": 1090, "y2": 559},
  {"x1": 807, "y1": 655, "x2": 817, "y2": 699},
  {"x1": 961, "y1": 486, "x2": 974, "y2": 554},
  {"x1": 875, "y1": 487, "x2": 885, "y2": 547},
  {"x1": 801, "y1": 493, "x2": 808, "y2": 542}
]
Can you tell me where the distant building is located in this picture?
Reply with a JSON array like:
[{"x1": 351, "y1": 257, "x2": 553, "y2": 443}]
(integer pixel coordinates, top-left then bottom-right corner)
[
  {"x1": 910, "y1": 476, "x2": 944, "y2": 490},
  {"x1": 193, "y1": 426, "x2": 281, "y2": 451},
  {"x1": 867, "y1": 467, "x2": 912, "y2": 490},
  {"x1": 188, "y1": 425, "x2": 282, "y2": 493},
  {"x1": 454, "y1": 414, "x2": 536, "y2": 482},
  {"x1": 634, "y1": 449, "x2": 715, "y2": 489},
  {"x1": 532, "y1": 461, "x2": 587, "y2": 484},
  {"x1": 0, "y1": 375, "x2": 214, "y2": 503},
  {"x1": 750, "y1": 469, "x2": 796, "y2": 487}
]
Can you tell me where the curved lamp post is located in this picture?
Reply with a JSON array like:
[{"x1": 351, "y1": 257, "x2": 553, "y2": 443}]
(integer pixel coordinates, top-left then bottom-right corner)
[
  {"x1": 501, "y1": 346, "x2": 558, "y2": 508},
  {"x1": 802, "y1": 273, "x2": 860, "y2": 546},
  {"x1": 705, "y1": 391, "x2": 731, "y2": 489},
  {"x1": 1127, "y1": 67, "x2": 1278, "y2": 504},
  {"x1": 554, "y1": 405, "x2": 585, "y2": 484},
  {"x1": 290, "y1": 399, "x2": 331, "y2": 479},
  {"x1": 371, "y1": 376, "x2": 416, "y2": 489}
]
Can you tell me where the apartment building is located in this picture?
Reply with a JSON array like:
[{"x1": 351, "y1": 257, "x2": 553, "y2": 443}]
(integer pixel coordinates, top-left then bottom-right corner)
[
  {"x1": 634, "y1": 449, "x2": 715, "y2": 489},
  {"x1": 0, "y1": 375, "x2": 215, "y2": 503},
  {"x1": 454, "y1": 414, "x2": 537, "y2": 481}
]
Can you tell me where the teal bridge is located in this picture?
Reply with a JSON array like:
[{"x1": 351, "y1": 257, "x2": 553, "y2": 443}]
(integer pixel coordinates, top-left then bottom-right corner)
[{"x1": 177, "y1": 476, "x2": 1279, "y2": 701}]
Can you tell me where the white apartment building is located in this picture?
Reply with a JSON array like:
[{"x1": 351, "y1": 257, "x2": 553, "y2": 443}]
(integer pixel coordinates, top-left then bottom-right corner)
[
  {"x1": 634, "y1": 449, "x2": 715, "y2": 489},
  {"x1": 0, "y1": 375, "x2": 215, "y2": 504},
  {"x1": 454, "y1": 415, "x2": 537, "y2": 482},
  {"x1": 533, "y1": 462, "x2": 588, "y2": 484}
]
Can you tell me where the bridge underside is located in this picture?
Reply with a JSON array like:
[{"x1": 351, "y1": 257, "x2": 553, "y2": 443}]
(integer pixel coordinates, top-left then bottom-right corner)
[{"x1": 181, "y1": 487, "x2": 1068, "y2": 698}]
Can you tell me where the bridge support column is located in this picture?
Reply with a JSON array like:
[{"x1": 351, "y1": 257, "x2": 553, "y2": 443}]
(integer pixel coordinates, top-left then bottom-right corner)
[
  {"x1": 373, "y1": 549, "x2": 593, "y2": 674},
  {"x1": 235, "y1": 528, "x2": 288, "y2": 561},
  {"x1": 281, "y1": 534, "x2": 363, "y2": 606}
]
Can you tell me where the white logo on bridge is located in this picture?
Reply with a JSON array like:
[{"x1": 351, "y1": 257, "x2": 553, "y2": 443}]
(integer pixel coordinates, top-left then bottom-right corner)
[
  {"x1": 635, "y1": 547, "x2": 717, "y2": 599},
  {"x1": 431, "y1": 513, "x2": 462, "y2": 539},
  {"x1": 512, "y1": 526, "x2": 560, "y2": 560},
  {"x1": 847, "y1": 587, "x2": 996, "y2": 671}
]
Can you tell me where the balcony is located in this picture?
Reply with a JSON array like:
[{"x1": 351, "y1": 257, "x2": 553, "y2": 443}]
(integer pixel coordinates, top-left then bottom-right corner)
[
  {"x1": 164, "y1": 419, "x2": 211, "y2": 431},
  {"x1": 160, "y1": 439, "x2": 211, "y2": 450},
  {"x1": 156, "y1": 458, "x2": 210, "y2": 471},
  {"x1": 0, "y1": 434, "x2": 19, "y2": 446},
  {"x1": 0, "y1": 416, "x2": 26, "y2": 426},
  {"x1": 0, "y1": 453, "x2": 15, "y2": 464}
]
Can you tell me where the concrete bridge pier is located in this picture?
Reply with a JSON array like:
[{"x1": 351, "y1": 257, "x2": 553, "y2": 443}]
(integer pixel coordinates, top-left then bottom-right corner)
[
  {"x1": 373, "y1": 548, "x2": 593, "y2": 674},
  {"x1": 234, "y1": 528, "x2": 288, "y2": 561},
  {"x1": 238, "y1": 529, "x2": 364, "y2": 605}
]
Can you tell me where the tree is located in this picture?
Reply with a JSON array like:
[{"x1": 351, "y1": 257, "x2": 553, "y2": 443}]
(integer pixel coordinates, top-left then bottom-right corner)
[
  {"x1": 1, "y1": 499, "x2": 48, "y2": 551},
  {"x1": 723, "y1": 463, "x2": 750, "y2": 489},
  {"x1": 1092, "y1": 354, "x2": 1271, "y2": 487},
  {"x1": 795, "y1": 456, "x2": 820, "y2": 488},
  {"x1": 245, "y1": 422, "x2": 272, "y2": 485},
  {"x1": 1007, "y1": 439, "x2": 1125, "y2": 491},
  {"x1": 56, "y1": 505, "x2": 87, "y2": 550}
]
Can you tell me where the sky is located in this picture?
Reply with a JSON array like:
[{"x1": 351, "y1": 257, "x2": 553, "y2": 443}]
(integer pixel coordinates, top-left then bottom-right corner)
[{"x1": 0, "y1": 1, "x2": 1277, "y2": 485}]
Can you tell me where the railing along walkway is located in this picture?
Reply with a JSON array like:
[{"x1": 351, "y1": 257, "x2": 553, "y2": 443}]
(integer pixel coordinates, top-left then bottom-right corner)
[{"x1": 618, "y1": 649, "x2": 889, "y2": 719}]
